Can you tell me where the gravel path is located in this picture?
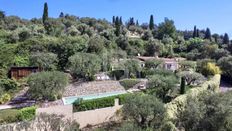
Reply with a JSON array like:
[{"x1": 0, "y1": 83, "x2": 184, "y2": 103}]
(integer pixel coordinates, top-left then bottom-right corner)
[{"x1": 63, "y1": 80, "x2": 125, "y2": 97}]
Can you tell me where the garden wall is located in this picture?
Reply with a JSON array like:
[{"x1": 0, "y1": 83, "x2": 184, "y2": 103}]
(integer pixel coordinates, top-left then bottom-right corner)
[
  {"x1": 36, "y1": 99, "x2": 122, "y2": 128},
  {"x1": 165, "y1": 74, "x2": 221, "y2": 120}
]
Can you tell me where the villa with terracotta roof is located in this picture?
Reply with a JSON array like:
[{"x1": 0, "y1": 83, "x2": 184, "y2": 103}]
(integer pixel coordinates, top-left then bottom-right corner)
[{"x1": 137, "y1": 56, "x2": 185, "y2": 71}]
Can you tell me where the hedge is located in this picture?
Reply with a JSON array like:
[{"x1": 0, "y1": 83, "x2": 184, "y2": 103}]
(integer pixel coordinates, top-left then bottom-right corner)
[
  {"x1": 165, "y1": 74, "x2": 221, "y2": 120},
  {"x1": 0, "y1": 106, "x2": 36, "y2": 124},
  {"x1": 119, "y1": 79, "x2": 141, "y2": 90},
  {"x1": 73, "y1": 93, "x2": 131, "y2": 112}
]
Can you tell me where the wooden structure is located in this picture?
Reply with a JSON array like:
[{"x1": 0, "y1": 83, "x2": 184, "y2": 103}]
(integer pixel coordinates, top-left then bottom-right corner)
[{"x1": 9, "y1": 67, "x2": 40, "y2": 80}]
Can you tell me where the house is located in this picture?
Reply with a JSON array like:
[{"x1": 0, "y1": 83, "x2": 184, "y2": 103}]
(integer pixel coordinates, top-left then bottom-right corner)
[
  {"x1": 137, "y1": 56, "x2": 185, "y2": 71},
  {"x1": 9, "y1": 67, "x2": 40, "y2": 80}
]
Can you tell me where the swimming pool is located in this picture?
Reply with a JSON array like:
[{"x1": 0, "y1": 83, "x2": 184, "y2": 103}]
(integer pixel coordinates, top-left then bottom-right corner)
[{"x1": 62, "y1": 91, "x2": 127, "y2": 105}]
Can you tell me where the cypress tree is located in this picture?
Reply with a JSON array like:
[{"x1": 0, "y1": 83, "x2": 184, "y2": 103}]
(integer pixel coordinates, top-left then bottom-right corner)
[
  {"x1": 42, "y1": 2, "x2": 48, "y2": 24},
  {"x1": 112, "y1": 16, "x2": 115, "y2": 24},
  {"x1": 193, "y1": 26, "x2": 197, "y2": 38},
  {"x1": 115, "y1": 16, "x2": 121, "y2": 36},
  {"x1": 119, "y1": 16, "x2": 123, "y2": 25},
  {"x1": 205, "y1": 28, "x2": 212, "y2": 40},
  {"x1": 136, "y1": 20, "x2": 139, "y2": 26},
  {"x1": 196, "y1": 29, "x2": 200, "y2": 37},
  {"x1": 223, "y1": 33, "x2": 230, "y2": 45},
  {"x1": 149, "y1": 15, "x2": 154, "y2": 30},
  {"x1": 180, "y1": 77, "x2": 186, "y2": 94}
]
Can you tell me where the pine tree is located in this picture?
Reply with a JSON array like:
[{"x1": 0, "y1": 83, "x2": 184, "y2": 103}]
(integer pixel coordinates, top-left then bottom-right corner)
[
  {"x1": 205, "y1": 28, "x2": 211, "y2": 40},
  {"x1": 149, "y1": 15, "x2": 154, "y2": 30},
  {"x1": 193, "y1": 26, "x2": 197, "y2": 38},
  {"x1": 42, "y1": 2, "x2": 48, "y2": 24},
  {"x1": 112, "y1": 16, "x2": 115, "y2": 24},
  {"x1": 223, "y1": 33, "x2": 230, "y2": 45},
  {"x1": 59, "y1": 12, "x2": 64, "y2": 18},
  {"x1": 180, "y1": 77, "x2": 186, "y2": 94}
]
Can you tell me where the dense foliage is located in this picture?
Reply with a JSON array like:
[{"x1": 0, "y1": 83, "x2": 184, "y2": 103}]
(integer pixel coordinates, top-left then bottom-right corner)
[
  {"x1": 122, "y1": 94, "x2": 166, "y2": 130},
  {"x1": 176, "y1": 91, "x2": 232, "y2": 131},
  {"x1": 27, "y1": 71, "x2": 68, "y2": 101},
  {"x1": 68, "y1": 53, "x2": 101, "y2": 80}
]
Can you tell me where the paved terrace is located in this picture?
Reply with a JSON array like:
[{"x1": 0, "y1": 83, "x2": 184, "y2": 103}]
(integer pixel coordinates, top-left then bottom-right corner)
[{"x1": 63, "y1": 80, "x2": 125, "y2": 97}]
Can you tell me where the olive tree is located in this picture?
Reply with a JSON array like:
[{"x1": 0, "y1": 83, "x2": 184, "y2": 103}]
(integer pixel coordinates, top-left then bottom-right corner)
[
  {"x1": 148, "y1": 74, "x2": 178, "y2": 102},
  {"x1": 123, "y1": 59, "x2": 141, "y2": 78},
  {"x1": 177, "y1": 91, "x2": 232, "y2": 131},
  {"x1": 178, "y1": 71, "x2": 206, "y2": 86},
  {"x1": 68, "y1": 53, "x2": 101, "y2": 80},
  {"x1": 27, "y1": 71, "x2": 68, "y2": 101},
  {"x1": 29, "y1": 52, "x2": 58, "y2": 71},
  {"x1": 122, "y1": 94, "x2": 166, "y2": 129}
]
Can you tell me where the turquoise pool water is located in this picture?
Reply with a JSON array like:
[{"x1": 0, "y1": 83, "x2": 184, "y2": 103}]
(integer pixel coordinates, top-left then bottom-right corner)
[{"x1": 62, "y1": 91, "x2": 127, "y2": 105}]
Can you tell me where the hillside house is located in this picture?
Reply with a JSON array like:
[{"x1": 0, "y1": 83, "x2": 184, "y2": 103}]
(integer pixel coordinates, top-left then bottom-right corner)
[{"x1": 137, "y1": 56, "x2": 184, "y2": 71}]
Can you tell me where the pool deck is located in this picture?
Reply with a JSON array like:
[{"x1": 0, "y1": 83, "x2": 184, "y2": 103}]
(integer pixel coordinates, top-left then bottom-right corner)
[{"x1": 63, "y1": 80, "x2": 125, "y2": 97}]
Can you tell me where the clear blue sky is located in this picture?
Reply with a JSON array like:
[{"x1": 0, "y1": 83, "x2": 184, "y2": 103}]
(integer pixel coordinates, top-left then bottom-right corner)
[{"x1": 1, "y1": 0, "x2": 232, "y2": 36}]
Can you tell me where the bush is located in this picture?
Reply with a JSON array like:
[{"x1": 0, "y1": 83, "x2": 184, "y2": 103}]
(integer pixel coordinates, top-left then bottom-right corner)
[
  {"x1": 0, "y1": 109, "x2": 21, "y2": 124},
  {"x1": 0, "y1": 79, "x2": 18, "y2": 91},
  {"x1": 73, "y1": 94, "x2": 131, "y2": 112},
  {"x1": 19, "y1": 106, "x2": 36, "y2": 121},
  {"x1": 0, "y1": 93, "x2": 11, "y2": 104},
  {"x1": 204, "y1": 63, "x2": 221, "y2": 76},
  {"x1": 197, "y1": 60, "x2": 221, "y2": 76},
  {"x1": 119, "y1": 79, "x2": 141, "y2": 90},
  {"x1": 27, "y1": 71, "x2": 68, "y2": 101}
]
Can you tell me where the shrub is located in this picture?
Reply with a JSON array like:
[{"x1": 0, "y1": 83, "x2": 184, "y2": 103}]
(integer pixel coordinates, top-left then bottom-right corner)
[
  {"x1": 19, "y1": 106, "x2": 36, "y2": 121},
  {"x1": 119, "y1": 79, "x2": 141, "y2": 90},
  {"x1": 0, "y1": 109, "x2": 21, "y2": 124},
  {"x1": 197, "y1": 60, "x2": 221, "y2": 76},
  {"x1": 27, "y1": 71, "x2": 68, "y2": 101},
  {"x1": 205, "y1": 63, "x2": 221, "y2": 75},
  {"x1": 0, "y1": 79, "x2": 18, "y2": 91},
  {"x1": 0, "y1": 93, "x2": 11, "y2": 104}
]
